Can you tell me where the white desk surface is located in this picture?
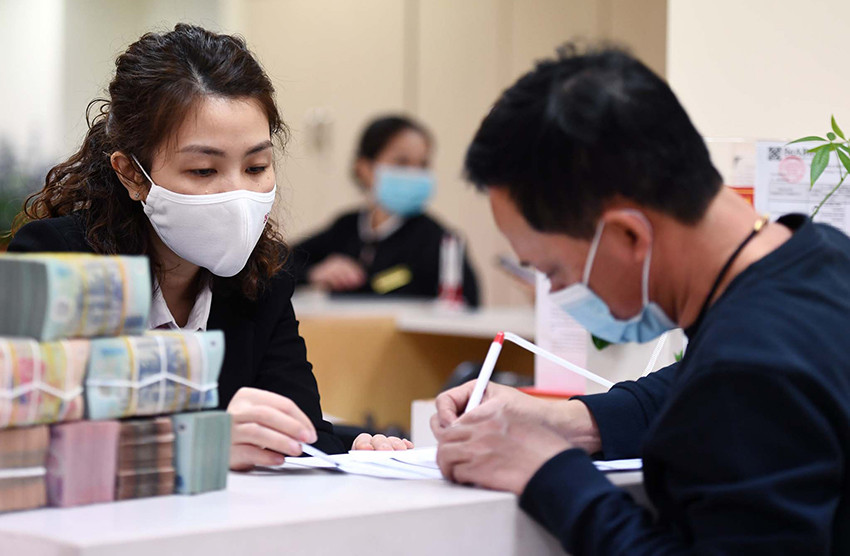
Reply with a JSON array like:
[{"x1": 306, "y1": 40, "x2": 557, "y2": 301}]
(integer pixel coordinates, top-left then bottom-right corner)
[
  {"x1": 292, "y1": 291, "x2": 536, "y2": 340},
  {"x1": 0, "y1": 468, "x2": 644, "y2": 556}
]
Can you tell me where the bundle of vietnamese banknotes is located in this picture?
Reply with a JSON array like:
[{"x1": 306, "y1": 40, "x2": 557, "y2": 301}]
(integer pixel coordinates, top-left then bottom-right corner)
[
  {"x1": 86, "y1": 330, "x2": 225, "y2": 420},
  {"x1": 173, "y1": 411, "x2": 231, "y2": 494},
  {"x1": 0, "y1": 338, "x2": 88, "y2": 428},
  {"x1": 46, "y1": 420, "x2": 120, "y2": 507},
  {"x1": 0, "y1": 253, "x2": 152, "y2": 341},
  {"x1": 115, "y1": 417, "x2": 176, "y2": 500},
  {"x1": 0, "y1": 425, "x2": 49, "y2": 512}
]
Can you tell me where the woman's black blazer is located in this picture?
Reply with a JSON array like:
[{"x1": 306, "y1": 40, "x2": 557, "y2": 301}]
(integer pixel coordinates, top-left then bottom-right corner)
[{"x1": 8, "y1": 213, "x2": 345, "y2": 454}]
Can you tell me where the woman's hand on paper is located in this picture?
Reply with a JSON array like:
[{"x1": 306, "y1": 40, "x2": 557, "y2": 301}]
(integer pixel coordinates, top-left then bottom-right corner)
[
  {"x1": 307, "y1": 254, "x2": 367, "y2": 291},
  {"x1": 351, "y1": 433, "x2": 414, "y2": 451},
  {"x1": 433, "y1": 397, "x2": 572, "y2": 495},
  {"x1": 227, "y1": 387, "x2": 318, "y2": 471}
]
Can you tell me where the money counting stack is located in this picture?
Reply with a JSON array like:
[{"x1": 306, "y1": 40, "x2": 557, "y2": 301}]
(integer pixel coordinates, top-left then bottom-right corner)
[
  {"x1": 0, "y1": 426, "x2": 49, "y2": 512},
  {"x1": 115, "y1": 417, "x2": 175, "y2": 500},
  {"x1": 0, "y1": 253, "x2": 231, "y2": 512}
]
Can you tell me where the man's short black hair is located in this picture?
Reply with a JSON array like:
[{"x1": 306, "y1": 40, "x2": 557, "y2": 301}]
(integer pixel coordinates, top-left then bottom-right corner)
[{"x1": 464, "y1": 44, "x2": 722, "y2": 238}]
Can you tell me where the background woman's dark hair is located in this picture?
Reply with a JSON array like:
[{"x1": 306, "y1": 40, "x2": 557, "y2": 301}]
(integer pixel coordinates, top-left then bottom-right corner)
[
  {"x1": 13, "y1": 23, "x2": 289, "y2": 299},
  {"x1": 352, "y1": 114, "x2": 431, "y2": 186},
  {"x1": 464, "y1": 43, "x2": 722, "y2": 238}
]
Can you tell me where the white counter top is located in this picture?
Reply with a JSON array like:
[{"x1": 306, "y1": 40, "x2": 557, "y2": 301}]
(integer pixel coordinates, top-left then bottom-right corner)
[
  {"x1": 0, "y1": 468, "x2": 644, "y2": 556},
  {"x1": 292, "y1": 291, "x2": 535, "y2": 340}
]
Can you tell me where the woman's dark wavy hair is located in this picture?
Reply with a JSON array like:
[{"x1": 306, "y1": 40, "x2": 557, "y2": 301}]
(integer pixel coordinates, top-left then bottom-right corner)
[{"x1": 13, "y1": 23, "x2": 289, "y2": 299}]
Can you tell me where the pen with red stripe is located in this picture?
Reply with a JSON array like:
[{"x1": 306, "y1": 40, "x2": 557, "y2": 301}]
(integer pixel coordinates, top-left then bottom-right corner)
[{"x1": 464, "y1": 332, "x2": 505, "y2": 413}]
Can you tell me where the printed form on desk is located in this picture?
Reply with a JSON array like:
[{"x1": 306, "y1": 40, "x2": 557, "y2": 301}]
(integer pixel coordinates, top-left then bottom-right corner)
[{"x1": 272, "y1": 447, "x2": 642, "y2": 480}]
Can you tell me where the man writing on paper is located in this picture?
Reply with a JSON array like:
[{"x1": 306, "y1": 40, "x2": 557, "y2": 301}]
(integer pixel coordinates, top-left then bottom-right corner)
[{"x1": 432, "y1": 44, "x2": 850, "y2": 554}]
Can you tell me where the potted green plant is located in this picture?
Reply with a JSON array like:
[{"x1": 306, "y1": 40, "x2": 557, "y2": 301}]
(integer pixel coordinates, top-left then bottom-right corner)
[{"x1": 789, "y1": 116, "x2": 850, "y2": 216}]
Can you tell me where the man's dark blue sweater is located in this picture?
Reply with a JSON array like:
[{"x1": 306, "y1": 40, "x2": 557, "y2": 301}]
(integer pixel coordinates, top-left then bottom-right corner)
[{"x1": 520, "y1": 215, "x2": 850, "y2": 554}]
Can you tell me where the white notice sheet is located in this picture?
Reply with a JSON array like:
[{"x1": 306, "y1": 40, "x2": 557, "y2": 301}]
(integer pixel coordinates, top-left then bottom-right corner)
[
  {"x1": 755, "y1": 141, "x2": 850, "y2": 233},
  {"x1": 534, "y1": 272, "x2": 588, "y2": 394}
]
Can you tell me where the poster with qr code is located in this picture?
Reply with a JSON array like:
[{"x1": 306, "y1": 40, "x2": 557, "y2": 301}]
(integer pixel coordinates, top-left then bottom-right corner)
[{"x1": 754, "y1": 141, "x2": 850, "y2": 234}]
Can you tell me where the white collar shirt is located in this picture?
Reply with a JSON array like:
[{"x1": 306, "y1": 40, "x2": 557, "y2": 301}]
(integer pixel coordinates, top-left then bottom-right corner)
[{"x1": 148, "y1": 279, "x2": 213, "y2": 332}]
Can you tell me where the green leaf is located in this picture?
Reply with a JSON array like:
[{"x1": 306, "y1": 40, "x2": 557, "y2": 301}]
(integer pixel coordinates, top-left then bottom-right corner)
[
  {"x1": 591, "y1": 335, "x2": 612, "y2": 351},
  {"x1": 807, "y1": 144, "x2": 832, "y2": 154},
  {"x1": 788, "y1": 135, "x2": 827, "y2": 144},
  {"x1": 810, "y1": 147, "x2": 831, "y2": 187},
  {"x1": 832, "y1": 115, "x2": 846, "y2": 140},
  {"x1": 828, "y1": 132, "x2": 837, "y2": 141},
  {"x1": 837, "y1": 148, "x2": 850, "y2": 175}
]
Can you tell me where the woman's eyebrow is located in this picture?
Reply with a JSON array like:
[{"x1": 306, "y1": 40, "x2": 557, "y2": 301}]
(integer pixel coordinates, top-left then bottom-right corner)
[
  {"x1": 176, "y1": 140, "x2": 273, "y2": 157},
  {"x1": 245, "y1": 140, "x2": 273, "y2": 156},
  {"x1": 178, "y1": 145, "x2": 225, "y2": 156}
]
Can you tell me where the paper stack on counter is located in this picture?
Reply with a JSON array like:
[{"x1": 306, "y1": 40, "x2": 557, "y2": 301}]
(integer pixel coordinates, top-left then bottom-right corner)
[
  {"x1": 86, "y1": 330, "x2": 224, "y2": 420},
  {"x1": 283, "y1": 447, "x2": 443, "y2": 480},
  {"x1": 172, "y1": 411, "x2": 231, "y2": 494},
  {"x1": 0, "y1": 338, "x2": 88, "y2": 428},
  {"x1": 115, "y1": 417, "x2": 175, "y2": 500},
  {"x1": 46, "y1": 420, "x2": 120, "y2": 507},
  {"x1": 0, "y1": 254, "x2": 151, "y2": 341},
  {"x1": 0, "y1": 425, "x2": 49, "y2": 512}
]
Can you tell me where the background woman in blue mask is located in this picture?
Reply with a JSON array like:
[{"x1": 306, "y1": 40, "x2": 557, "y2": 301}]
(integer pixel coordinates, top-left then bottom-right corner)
[
  {"x1": 8, "y1": 24, "x2": 410, "y2": 469},
  {"x1": 292, "y1": 115, "x2": 480, "y2": 306}
]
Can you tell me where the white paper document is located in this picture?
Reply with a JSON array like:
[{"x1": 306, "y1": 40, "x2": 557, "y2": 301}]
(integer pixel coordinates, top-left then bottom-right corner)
[
  {"x1": 280, "y1": 447, "x2": 443, "y2": 480},
  {"x1": 593, "y1": 458, "x2": 643, "y2": 472},
  {"x1": 755, "y1": 141, "x2": 850, "y2": 233},
  {"x1": 534, "y1": 272, "x2": 589, "y2": 393},
  {"x1": 278, "y1": 447, "x2": 640, "y2": 479}
]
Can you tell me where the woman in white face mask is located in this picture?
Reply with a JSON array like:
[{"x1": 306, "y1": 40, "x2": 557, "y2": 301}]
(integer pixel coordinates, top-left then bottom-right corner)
[
  {"x1": 291, "y1": 115, "x2": 480, "y2": 306},
  {"x1": 8, "y1": 24, "x2": 411, "y2": 468}
]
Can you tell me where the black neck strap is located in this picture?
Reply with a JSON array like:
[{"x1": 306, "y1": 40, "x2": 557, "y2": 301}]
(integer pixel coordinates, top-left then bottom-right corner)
[{"x1": 689, "y1": 215, "x2": 769, "y2": 334}]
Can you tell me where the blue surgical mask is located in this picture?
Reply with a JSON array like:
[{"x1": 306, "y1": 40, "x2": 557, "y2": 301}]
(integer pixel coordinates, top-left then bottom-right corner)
[
  {"x1": 374, "y1": 165, "x2": 434, "y2": 216},
  {"x1": 549, "y1": 213, "x2": 676, "y2": 344}
]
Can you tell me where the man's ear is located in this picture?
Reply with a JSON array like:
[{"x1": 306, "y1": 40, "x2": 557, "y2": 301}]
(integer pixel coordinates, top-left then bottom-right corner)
[
  {"x1": 600, "y1": 209, "x2": 653, "y2": 266},
  {"x1": 110, "y1": 151, "x2": 148, "y2": 202}
]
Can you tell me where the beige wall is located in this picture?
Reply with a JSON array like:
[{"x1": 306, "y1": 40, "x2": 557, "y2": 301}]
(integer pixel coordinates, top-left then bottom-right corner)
[
  {"x1": 0, "y1": 0, "x2": 65, "y2": 165},
  {"x1": 668, "y1": 0, "x2": 849, "y2": 140},
  {"x1": 236, "y1": 0, "x2": 668, "y2": 306},
  {"x1": 4, "y1": 0, "x2": 666, "y2": 306},
  {"x1": 59, "y1": 0, "x2": 231, "y2": 157}
]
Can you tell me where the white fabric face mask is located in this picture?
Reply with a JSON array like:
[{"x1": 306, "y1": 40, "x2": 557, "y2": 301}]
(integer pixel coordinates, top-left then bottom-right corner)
[{"x1": 131, "y1": 155, "x2": 276, "y2": 277}]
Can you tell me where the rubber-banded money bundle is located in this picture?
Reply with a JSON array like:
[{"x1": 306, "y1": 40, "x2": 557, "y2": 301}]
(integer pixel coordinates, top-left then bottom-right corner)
[
  {"x1": 85, "y1": 330, "x2": 225, "y2": 420},
  {"x1": 0, "y1": 338, "x2": 88, "y2": 428},
  {"x1": 0, "y1": 253, "x2": 152, "y2": 341},
  {"x1": 0, "y1": 425, "x2": 49, "y2": 512}
]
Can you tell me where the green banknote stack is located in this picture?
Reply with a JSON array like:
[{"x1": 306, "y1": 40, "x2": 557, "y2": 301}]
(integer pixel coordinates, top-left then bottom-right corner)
[
  {"x1": 172, "y1": 411, "x2": 231, "y2": 494},
  {"x1": 0, "y1": 253, "x2": 152, "y2": 341}
]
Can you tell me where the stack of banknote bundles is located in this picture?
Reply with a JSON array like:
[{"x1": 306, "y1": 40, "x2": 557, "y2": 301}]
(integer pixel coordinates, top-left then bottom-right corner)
[
  {"x1": 115, "y1": 417, "x2": 176, "y2": 500},
  {"x1": 173, "y1": 411, "x2": 231, "y2": 494},
  {"x1": 0, "y1": 253, "x2": 152, "y2": 341},
  {"x1": 46, "y1": 420, "x2": 121, "y2": 507},
  {"x1": 0, "y1": 253, "x2": 230, "y2": 512},
  {"x1": 0, "y1": 426, "x2": 49, "y2": 512}
]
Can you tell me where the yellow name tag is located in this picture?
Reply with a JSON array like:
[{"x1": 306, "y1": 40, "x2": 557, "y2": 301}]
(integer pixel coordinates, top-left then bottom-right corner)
[{"x1": 371, "y1": 265, "x2": 413, "y2": 294}]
